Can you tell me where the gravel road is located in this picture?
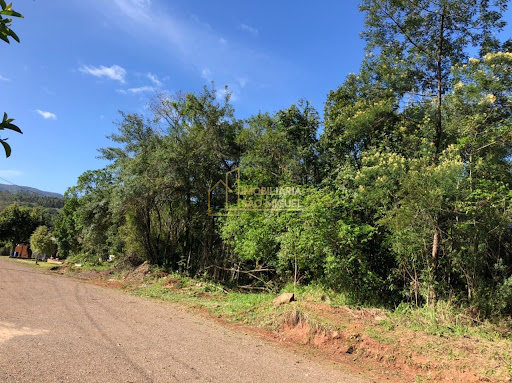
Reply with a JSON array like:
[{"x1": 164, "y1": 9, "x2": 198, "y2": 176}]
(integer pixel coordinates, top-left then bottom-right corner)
[{"x1": 0, "y1": 257, "x2": 367, "y2": 383}]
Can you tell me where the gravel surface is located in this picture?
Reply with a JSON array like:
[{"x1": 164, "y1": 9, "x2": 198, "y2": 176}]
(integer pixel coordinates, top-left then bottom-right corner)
[{"x1": 0, "y1": 257, "x2": 367, "y2": 383}]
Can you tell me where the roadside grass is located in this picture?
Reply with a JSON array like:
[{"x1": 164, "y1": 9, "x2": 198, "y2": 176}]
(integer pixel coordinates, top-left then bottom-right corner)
[
  {"x1": 6, "y1": 257, "x2": 61, "y2": 270},
  {"x1": 123, "y1": 271, "x2": 359, "y2": 332},
  {"x1": 127, "y1": 274, "x2": 280, "y2": 328},
  {"x1": 280, "y1": 282, "x2": 351, "y2": 306},
  {"x1": 110, "y1": 266, "x2": 512, "y2": 344},
  {"x1": 124, "y1": 270, "x2": 512, "y2": 339},
  {"x1": 388, "y1": 301, "x2": 512, "y2": 339}
]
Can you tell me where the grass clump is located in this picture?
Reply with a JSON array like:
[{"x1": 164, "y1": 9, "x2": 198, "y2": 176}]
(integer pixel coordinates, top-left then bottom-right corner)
[
  {"x1": 280, "y1": 282, "x2": 350, "y2": 306},
  {"x1": 390, "y1": 301, "x2": 511, "y2": 340}
]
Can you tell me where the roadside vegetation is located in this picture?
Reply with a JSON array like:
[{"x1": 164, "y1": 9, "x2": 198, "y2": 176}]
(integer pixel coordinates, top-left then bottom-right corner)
[
  {"x1": 0, "y1": 202, "x2": 57, "y2": 255},
  {"x1": 52, "y1": 0, "x2": 512, "y2": 320}
]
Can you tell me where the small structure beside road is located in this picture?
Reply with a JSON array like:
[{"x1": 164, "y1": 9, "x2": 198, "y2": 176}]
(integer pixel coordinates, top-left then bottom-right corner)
[{"x1": 13, "y1": 243, "x2": 31, "y2": 259}]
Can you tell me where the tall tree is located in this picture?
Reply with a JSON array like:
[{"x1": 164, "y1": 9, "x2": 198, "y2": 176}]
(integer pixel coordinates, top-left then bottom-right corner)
[
  {"x1": 360, "y1": 0, "x2": 507, "y2": 158},
  {"x1": 98, "y1": 86, "x2": 242, "y2": 270},
  {"x1": 357, "y1": 0, "x2": 508, "y2": 303},
  {"x1": 54, "y1": 193, "x2": 81, "y2": 258},
  {"x1": 30, "y1": 225, "x2": 56, "y2": 264}
]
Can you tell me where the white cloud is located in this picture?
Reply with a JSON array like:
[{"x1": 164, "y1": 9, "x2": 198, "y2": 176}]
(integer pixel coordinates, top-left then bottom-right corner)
[
  {"x1": 237, "y1": 76, "x2": 248, "y2": 88},
  {"x1": 113, "y1": 0, "x2": 152, "y2": 21},
  {"x1": 79, "y1": 64, "x2": 127, "y2": 83},
  {"x1": 0, "y1": 170, "x2": 22, "y2": 178},
  {"x1": 216, "y1": 86, "x2": 238, "y2": 102},
  {"x1": 35, "y1": 109, "x2": 57, "y2": 120},
  {"x1": 118, "y1": 86, "x2": 155, "y2": 94},
  {"x1": 92, "y1": 0, "x2": 291, "y2": 101},
  {"x1": 238, "y1": 23, "x2": 258, "y2": 37},
  {"x1": 0, "y1": 74, "x2": 10, "y2": 81},
  {"x1": 146, "y1": 72, "x2": 162, "y2": 86},
  {"x1": 201, "y1": 68, "x2": 212, "y2": 81}
]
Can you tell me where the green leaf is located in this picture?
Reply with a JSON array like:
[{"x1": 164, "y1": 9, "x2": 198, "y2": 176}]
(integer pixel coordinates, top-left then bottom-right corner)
[
  {"x1": 7, "y1": 28, "x2": 18, "y2": 42},
  {"x1": 0, "y1": 113, "x2": 22, "y2": 134},
  {"x1": 0, "y1": 10, "x2": 23, "y2": 18},
  {"x1": 0, "y1": 139, "x2": 11, "y2": 157},
  {"x1": 0, "y1": 32, "x2": 10, "y2": 44},
  {"x1": 4, "y1": 122, "x2": 21, "y2": 134}
]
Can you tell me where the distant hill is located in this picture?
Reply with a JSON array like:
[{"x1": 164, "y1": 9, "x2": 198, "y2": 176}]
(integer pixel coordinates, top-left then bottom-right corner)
[{"x1": 0, "y1": 183, "x2": 63, "y2": 198}]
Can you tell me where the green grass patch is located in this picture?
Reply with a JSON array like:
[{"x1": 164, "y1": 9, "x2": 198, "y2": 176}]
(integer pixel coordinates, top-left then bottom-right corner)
[
  {"x1": 280, "y1": 282, "x2": 350, "y2": 306},
  {"x1": 128, "y1": 275, "x2": 280, "y2": 328},
  {"x1": 390, "y1": 301, "x2": 511, "y2": 340},
  {"x1": 7, "y1": 257, "x2": 61, "y2": 270}
]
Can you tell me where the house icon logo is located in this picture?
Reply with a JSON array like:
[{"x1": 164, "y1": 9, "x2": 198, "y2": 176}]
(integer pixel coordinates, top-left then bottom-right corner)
[{"x1": 208, "y1": 168, "x2": 240, "y2": 216}]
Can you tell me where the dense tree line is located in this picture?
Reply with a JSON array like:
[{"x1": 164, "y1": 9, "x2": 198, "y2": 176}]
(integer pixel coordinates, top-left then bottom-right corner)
[
  {"x1": 54, "y1": 1, "x2": 512, "y2": 316},
  {"x1": 0, "y1": 191, "x2": 64, "y2": 210}
]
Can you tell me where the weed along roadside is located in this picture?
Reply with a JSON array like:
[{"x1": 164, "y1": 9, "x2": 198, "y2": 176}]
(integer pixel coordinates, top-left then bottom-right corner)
[{"x1": 11, "y1": 257, "x2": 512, "y2": 383}]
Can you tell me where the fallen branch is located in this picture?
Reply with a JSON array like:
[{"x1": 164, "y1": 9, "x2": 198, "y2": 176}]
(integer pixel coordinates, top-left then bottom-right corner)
[
  {"x1": 210, "y1": 265, "x2": 275, "y2": 291},
  {"x1": 238, "y1": 285, "x2": 269, "y2": 290}
]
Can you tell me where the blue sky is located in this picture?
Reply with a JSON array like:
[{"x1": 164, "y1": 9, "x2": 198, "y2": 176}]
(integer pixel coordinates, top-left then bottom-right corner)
[{"x1": 0, "y1": 1, "x2": 509, "y2": 194}]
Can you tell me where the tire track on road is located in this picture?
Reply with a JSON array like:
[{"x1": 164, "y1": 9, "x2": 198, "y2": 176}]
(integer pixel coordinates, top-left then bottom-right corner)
[
  {"x1": 73, "y1": 283, "x2": 158, "y2": 383},
  {"x1": 83, "y1": 288, "x2": 210, "y2": 382}
]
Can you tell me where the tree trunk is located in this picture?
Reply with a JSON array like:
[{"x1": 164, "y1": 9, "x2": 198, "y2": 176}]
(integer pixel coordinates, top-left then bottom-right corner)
[
  {"x1": 433, "y1": 6, "x2": 445, "y2": 161},
  {"x1": 429, "y1": 5, "x2": 446, "y2": 306},
  {"x1": 430, "y1": 227, "x2": 440, "y2": 305}
]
